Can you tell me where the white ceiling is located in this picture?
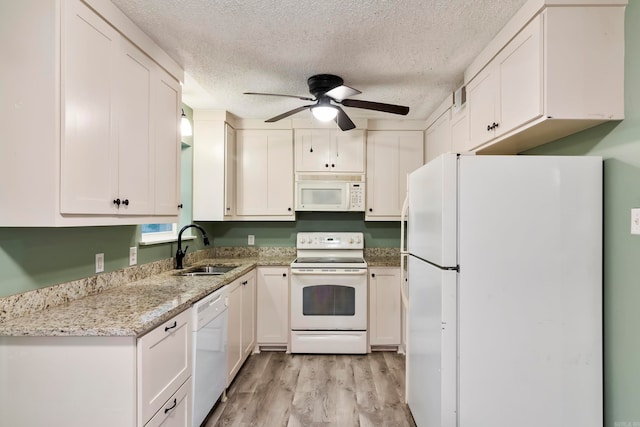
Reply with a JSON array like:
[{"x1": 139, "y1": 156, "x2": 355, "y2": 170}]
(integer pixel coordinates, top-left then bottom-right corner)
[{"x1": 110, "y1": 0, "x2": 527, "y2": 122}]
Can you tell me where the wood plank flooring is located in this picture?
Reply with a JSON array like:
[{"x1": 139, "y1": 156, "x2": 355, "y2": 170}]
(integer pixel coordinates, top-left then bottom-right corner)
[{"x1": 204, "y1": 352, "x2": 417, "y2": 427}]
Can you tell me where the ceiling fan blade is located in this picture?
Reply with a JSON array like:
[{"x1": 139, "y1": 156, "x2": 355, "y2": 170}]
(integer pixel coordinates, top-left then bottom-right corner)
[
  {"x1": 324, "y1": 85, "x2": 362, "y2": 101},
  {"x1": 334, "y1": 106, "x2": 356, "y2": 131},
  {"x1": 340, "y1": 99, "x2": 410, "y2": 115},
  {"x1": 265, "y1": 105, "x2": 313, "y2": 122},
  {"x1": 244, "y1": 92, "x2": 315, "y2": 102}
]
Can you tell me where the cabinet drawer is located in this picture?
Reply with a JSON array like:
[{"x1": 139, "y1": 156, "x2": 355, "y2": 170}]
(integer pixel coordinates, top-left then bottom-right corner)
[
  {"x1": 138, "y1": 309, "x2": 192, "y2": 426},
  {"x1": 145, "y1": 377, "x2": 192, "y2": 427}
]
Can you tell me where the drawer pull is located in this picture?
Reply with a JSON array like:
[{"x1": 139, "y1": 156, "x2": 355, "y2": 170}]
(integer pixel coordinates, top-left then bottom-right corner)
[
  {"x1": 164, "y1": 321, "x2": 177, "y2": 332},
  {"x1": 164, "y1": 398, "x2": 177, "y2": 414}
]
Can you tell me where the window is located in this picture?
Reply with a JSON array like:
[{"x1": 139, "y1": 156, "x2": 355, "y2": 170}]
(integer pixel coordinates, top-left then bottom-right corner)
[{"x1": 140, "y1": 223, "x2": 178, "y2": 244}]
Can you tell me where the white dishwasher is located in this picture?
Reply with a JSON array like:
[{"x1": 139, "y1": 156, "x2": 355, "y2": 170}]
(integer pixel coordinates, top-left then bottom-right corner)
[{"x1": 192, "y1": 286, "x2": 229, "y2": 427}]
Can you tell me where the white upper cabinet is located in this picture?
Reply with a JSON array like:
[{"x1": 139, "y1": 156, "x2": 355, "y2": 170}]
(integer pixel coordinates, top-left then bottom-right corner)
[
  {"x1": 366, "y1": 130, "x2": 423, "y2": 220},
  {"x1": 236, "y1": 129, "x2": 294, "y2": 219},
  {"x1": 295, "y1": 129, "x2": 365, "y2": 173},
  {"x1": 152, "y1": 68, "x2": 182, "y2": 216},
  {"x1": 463, "y1": 2, "x2": 625, "y2": 154},
  {"x1": 467, "y1": 14, "x2": 542, "y2": 148},
  {"x1": 425, "y1": 109, "x2": 452, "y2": 163},
  {"x1": 193, "y1": 112, "x2": 237, "y2": 221},
  {"x1": 0, "y1": 0, "x2": 183, "y2": 226},
  {"x1": 60, "y1": 0, "x2": 121, "y2": 215}
]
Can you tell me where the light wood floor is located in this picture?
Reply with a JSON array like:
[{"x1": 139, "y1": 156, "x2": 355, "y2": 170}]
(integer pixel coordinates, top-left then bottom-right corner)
[{"x1": 204, "y1": 351, "x2": 417, "y2": 427}]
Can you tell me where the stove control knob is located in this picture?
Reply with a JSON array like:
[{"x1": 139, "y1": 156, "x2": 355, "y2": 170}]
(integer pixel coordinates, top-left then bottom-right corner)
[
  {"x1": 349, "y1": 238, "x2": 354, "y2": 244},
  {"x1": 300, "y1": 237, "x2": 306, "y2": 244},
  {"x1": 356, "y1": 237, "x2": 361, "y2": 244}
]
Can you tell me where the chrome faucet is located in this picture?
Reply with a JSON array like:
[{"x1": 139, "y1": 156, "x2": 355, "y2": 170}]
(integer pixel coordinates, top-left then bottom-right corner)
[{"x1": 176, "y1": 223, "x2": 210, "y2": 269}]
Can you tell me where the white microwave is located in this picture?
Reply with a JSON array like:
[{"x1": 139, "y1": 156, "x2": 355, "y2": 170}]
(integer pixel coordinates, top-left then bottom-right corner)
[{"x1": 295, "y1": 175, "x2": 365, "y2": 212}]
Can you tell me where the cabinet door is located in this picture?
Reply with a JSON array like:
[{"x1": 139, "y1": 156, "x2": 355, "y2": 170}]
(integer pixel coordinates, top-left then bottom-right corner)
[
  {"x1": 333, "y1": 130, "x2": 365, "y2": 173},
  {"x1": 153, "y1": 68, "x2": 181, "y2": 215},
  {"x1": 295, "y1": 129, "x2": 365, "y2": 173},
  {"x1": 60, "y1": 0, "x2": 119, "y2": 214},
  {"x1": 241, "y1": 272, "x2": 257, "y2": 358},
  {"x1": 257, "y1": 267, "x2": 289, "y2": 345},
  {"x1": 497, "y1": 14, "x2": 542, "y2": 137},
  {"x1": 116, "y1": 39, "x2": 155, "y2": 215},
  {"x1": 137, "y1": 309, "x2": 192, "y2": 427},
  {"x1": 145, "y1": 377, "x2": 192, "y2": 427},
  {"x1": 295, "y1": 129, "x2": 332, "y2": 172},
  {"x1": 226, "y1": 280, "x2": 243, "y2": 386},
  {"x1": 366, "y1": 131, "x2": 423, "y2": 219},
  {"x1": 224, "y1": 124, "x2": 236, "y2": 217},
  {"x1": 425, "y1": 109, "x2": 452, "y2": 163},
  {"x1": 369, "y1": 267, "x2": 401, "y2": 346},
  {"x1": 451, "y1": 105, "x2": 472, "y2": 153},
  {"x1": 467, "y1": 66, "x2": 499, "y2": 147},
  {"x1": 236, "y1": 129, "x2": 294, "y2": 216}
]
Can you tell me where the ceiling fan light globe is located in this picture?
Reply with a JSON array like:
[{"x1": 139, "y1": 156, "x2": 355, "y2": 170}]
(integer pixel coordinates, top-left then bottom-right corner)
[{"x1": 312, "y1": 106, "x2": 338, "y2": 122}]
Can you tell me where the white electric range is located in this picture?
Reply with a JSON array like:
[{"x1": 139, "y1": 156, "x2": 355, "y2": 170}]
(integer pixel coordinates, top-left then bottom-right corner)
[{"x1": 290, "y1": 232, "x2": 368, "y2": 354}]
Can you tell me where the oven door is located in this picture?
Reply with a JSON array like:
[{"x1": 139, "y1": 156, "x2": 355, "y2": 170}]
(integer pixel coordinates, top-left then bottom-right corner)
[{"x1": 290, "y1": 268, "x2": 367, "y2": 330}]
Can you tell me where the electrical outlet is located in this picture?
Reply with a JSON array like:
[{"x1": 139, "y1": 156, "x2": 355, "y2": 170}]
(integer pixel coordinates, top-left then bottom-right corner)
[
  {"x1": 632, "y1": 208, "x2": 640, "y2": 235},
  {"x1": 248, "y1": 235, "x2": 255, "y2": 246},
  {"x1": 95, "y1": 253, "x2": 104, "y2": 273},
  {"x1": 129, "y1": 247, "x2": 138, "y2": 266}
]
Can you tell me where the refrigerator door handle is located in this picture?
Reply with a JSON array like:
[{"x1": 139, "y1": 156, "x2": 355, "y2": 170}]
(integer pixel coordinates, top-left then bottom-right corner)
[{"x1": 400, "y1": 176, "x2": 409, "y2": 311}]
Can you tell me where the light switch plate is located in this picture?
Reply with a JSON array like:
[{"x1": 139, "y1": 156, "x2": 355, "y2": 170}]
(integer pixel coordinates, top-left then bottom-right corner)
[
  {"x1": 631, "y1": 208, "x2": 640, "y2": 235},
  {"x1": 129, "y1": 247, "x2": 137, "y2": 266},
  {"x1": 248, "y1": 235, "x2": 255, "y2": 246}
]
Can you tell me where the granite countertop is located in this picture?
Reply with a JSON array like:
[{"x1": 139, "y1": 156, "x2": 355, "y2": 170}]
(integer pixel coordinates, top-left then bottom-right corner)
[
  {"x1": 0, "y1": 252, "x2": 400, "y2": 338},
  {"x1": 365, "y1": 255, "x2": 402, "y2": 267},
  {"x1": 0, "y1": 255, "x2": 294, "y2": 338}
]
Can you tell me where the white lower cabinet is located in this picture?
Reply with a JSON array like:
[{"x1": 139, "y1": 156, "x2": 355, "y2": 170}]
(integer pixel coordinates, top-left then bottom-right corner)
[
  {"x1": 138, "y1": 309, "x2": 192, "y2": 426},
  {"x1": 256, "y1": 266, "x2": 290, "y2": 348},
  {"x1": 227, "y1": 270, "x2": 257, "y2": 386},
  {"x1": 0, "y1": 309, "x2": 192, "y2": 427},
  {"x1": 145, "y1": 377, "x2": 192, "y2": 427},
  {"x1": 369, "y1": 267, "x2": 401, "y2": 347}
]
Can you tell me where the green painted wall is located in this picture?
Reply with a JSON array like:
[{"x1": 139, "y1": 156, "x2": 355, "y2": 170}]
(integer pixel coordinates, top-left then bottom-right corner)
[
  {"x1": 201, "y1": 212, "x2": 400, "y2": 248},
  {"x1": 525, "y1": 3, "x2": 640, "y2": 425}
]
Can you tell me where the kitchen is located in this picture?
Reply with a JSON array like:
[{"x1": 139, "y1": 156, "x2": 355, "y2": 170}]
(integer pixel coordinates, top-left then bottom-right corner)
[{"x1": 0, "y1": 0, "x2": 639, "y2": 426}]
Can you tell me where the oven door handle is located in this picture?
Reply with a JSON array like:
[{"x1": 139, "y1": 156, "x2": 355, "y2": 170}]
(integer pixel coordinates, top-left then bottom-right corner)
[{"x1": 290, "y1": 269, "x2": 367, "y2": 275}]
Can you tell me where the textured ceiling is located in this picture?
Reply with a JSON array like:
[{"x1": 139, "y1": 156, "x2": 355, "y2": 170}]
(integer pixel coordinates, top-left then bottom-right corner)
[{"x1": 110, "y1": 0, "x2": 527, "y2": 122}]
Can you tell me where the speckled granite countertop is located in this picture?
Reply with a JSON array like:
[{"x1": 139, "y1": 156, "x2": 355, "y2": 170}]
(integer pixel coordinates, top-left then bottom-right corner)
[
  {"x1": 0, "y1": 256, "x2": 293, "y2": 338},
  {"x1": 365, "y1": 256, "x2": 401, "y2": 267}
]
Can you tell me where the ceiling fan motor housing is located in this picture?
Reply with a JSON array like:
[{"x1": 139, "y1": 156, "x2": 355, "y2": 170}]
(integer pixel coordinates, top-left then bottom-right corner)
[{"x1": 307, "y1": 74, "x2": 343, "y2": 98}]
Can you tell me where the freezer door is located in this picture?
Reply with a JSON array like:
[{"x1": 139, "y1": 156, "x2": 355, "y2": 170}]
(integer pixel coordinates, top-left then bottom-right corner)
[
  {"x1": 407, "y1": 255, "x2": 457, "y2": 427},
  {"x1": 407, "y1": 153, "x2": 457, "y2": 267}
]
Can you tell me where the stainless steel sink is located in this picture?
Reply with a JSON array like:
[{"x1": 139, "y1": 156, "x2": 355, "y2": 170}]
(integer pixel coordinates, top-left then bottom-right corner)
[{"x1": 175, "y1": 265, "x2": 238, "y2": 276}]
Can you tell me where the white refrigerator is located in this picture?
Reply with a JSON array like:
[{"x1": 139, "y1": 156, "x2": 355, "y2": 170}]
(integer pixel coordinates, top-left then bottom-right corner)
[{"x1": 406, "y1": 153, "x2": 603, "y2": 427}]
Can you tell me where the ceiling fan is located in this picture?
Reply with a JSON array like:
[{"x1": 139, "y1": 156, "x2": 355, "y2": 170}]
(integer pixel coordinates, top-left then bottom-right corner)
[{"x1": 244, "y1": 74, "x2": 410, "y2": 131}]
